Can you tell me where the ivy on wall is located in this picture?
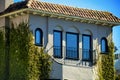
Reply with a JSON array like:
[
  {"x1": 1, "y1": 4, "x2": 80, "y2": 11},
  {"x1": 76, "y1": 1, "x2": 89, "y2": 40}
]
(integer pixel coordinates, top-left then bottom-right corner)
[
  {"x1": 0, "y1": 22, "x2": 51, "y2": 80},
  {"x1": 97, "y1": 42, "x2": 115, "y2": 80}
]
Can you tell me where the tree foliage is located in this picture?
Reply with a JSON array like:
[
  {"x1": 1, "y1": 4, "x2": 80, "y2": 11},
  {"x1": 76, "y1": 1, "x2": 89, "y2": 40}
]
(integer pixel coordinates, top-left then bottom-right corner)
[{"x1": 115, "y1": 74, "x2": 120, "y2": 80}]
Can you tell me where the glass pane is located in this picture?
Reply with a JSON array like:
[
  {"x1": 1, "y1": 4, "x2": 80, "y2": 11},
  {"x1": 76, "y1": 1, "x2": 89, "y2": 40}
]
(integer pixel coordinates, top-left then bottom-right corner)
[
  {"x1": 53, "y1": 31, "x2": 62, "y2": 57},
  {"x1": 66, "y1": 33, "x2": 78, "y2": 59},
  {"x1": 83, "y1": 36, "x2": 90, "y2": 49},
  {"x1": 83, "y1": 35, "x2": 91, "y2": 60},
  {"x1": 101, "y1": 39, "x2": 106, "y2": 52},
  {"x1": 54, "y1": 32, "x2": 61, "y2": 46},
  {"x1": 35, "y1": 30, "x2": 41, "y2": 44}
]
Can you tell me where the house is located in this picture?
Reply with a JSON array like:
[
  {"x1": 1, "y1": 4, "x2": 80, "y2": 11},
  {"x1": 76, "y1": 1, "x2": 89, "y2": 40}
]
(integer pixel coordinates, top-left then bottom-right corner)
[{"x1": 0, "y1": 0, "x2": 120, "y2": 80}]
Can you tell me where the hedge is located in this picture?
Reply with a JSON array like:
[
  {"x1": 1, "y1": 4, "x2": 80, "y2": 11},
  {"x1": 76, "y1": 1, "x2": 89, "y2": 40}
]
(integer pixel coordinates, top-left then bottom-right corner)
[
  {"x1": 0, "y1": 31, "x2": 5, "y2": 80},
  {"x1": 0, "y1": 22, "x2": 51, "y2": 80}
]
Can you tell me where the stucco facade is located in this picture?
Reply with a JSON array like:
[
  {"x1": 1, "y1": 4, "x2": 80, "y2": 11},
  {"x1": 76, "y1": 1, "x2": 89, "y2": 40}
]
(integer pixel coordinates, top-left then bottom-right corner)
[{"x1": 28, "y1": 15, "x2": 112, "y2": 80}]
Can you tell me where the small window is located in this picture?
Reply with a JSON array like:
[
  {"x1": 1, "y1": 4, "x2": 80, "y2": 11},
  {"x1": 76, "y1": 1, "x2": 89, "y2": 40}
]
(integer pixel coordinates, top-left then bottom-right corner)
[
  {"x1": 101, "y1": 38, "x2": 108, "y2": 53},
  {"x1": 35, "y1": 28, "x2": 43, "y2": 46}
]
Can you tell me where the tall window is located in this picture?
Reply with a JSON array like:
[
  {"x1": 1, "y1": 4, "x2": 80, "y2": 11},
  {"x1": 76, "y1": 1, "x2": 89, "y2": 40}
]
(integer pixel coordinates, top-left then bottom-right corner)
[
  {"x1": 53, "y1": 30, "x2": 62, "y2": 58},
  {"x1": 66, "y1": 32, "x2": 79, "y2": 59},
  {"x1": 101, "y1": 38, "x2": 108, "y2": 53},
  {"x1": 35, "y1": 28, "x2": 43, "y2": 46},
  {"x1": 82, "y1": 34, "x2": 92, "y2": 61}
]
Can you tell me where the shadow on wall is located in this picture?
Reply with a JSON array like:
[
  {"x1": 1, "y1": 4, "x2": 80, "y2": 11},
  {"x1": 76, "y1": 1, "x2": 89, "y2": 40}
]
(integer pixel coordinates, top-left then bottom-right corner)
[{"x1": 50, "y1": 60, "x2": 63, "y2": 80}]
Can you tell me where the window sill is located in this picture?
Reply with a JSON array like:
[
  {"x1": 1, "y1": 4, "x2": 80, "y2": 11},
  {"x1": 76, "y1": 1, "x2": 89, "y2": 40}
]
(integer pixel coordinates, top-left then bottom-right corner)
[
  {"x1": 54, "y1": 56, "x2": 62, "y2": 58},
  {"x1": 82, "y1": 59, "x2": 92, "y2": 62},
  {"x1": 35, "y1": 44, "x2": 43, "y2": 46},
  {"x1": 65, "y1": 57, "x2": 79, "y2": 60},
  {"x1": 101, "y1": 52, "x2": 109, "y2": 54}
]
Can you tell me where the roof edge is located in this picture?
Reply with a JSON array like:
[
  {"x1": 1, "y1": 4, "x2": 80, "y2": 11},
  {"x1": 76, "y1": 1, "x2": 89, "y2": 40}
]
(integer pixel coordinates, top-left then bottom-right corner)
[
  {"x1": 0, "y1": 8, "x2": 120, "y2": 26},
  {"x1": 28, "y1": 9, "x2": 120, "y2": 26}
]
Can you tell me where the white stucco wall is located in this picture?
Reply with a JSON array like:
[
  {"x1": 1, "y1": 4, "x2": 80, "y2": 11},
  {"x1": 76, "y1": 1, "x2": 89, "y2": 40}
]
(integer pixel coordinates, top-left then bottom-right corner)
[
  {"x1": 0, "y1": 17, "x2": 5, "y2": 31},
  {"x1": 50, "y1": 60, "x2": 63, "y2": 79},
  {"x1": 50, "y1": 60, "x2": 94, "y2": 80},
  {"x1": 10, "y1": 14, "x2": 29, "y2": 26},
  {"x1": 63, "y1": 65, "x2": 93, "y2": 80},
  {"x1": 29, "y1": 15, "x2": 48, "y2": 47},
  {"x1": 0, "y1": 18, "x2": 5, "y2": 27},
  {"x1": 28, "y1": 14, "x2": 112, "y2": 80}
]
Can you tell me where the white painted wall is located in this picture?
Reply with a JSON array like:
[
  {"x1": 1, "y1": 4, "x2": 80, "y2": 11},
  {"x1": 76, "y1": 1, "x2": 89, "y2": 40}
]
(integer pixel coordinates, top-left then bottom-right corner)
[
  {"x1": 0, "y1": 18, "x2": 5, "y2": 31},
  {"x1": 0, "y1": 18, "x2": 5, "y2": 27},
  {"x1": 63, "y1": 64, "x2": 93, "y2": 80},
  {"x1": 29, "y1": 15, "x2": 48, "y2": 47},
  {"x1": 10, "y1": 15, "x2": 29, "y2": 26},
  {"x1": 28, "y1": 14, "x2": 112, "y2": 80}
]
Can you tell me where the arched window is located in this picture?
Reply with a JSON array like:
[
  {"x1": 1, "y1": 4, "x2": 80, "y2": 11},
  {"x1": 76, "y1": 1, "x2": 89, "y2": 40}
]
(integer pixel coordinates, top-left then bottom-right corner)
[
  {"x1": 35, "y1": 28, "x2": 43, "y2": 46},
  {"x1": 101, "y1": 38, "x2": 108, "y2": 53}
]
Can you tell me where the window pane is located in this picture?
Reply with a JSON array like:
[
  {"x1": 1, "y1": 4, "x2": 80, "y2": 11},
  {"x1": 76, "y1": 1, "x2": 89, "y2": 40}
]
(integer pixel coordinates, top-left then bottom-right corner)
[
  {"x1": 54, "y1": 32, "x2": 61, "y2": 47},
  {"x1": 82, "y1": 35, "x2": 91, "y2": 60},
  {"x1": 66, "y1": 33, "x2": 78, "y2": 59},
  {"x1": 53, "y1": 31, "x2": 62, "y2": 57},
  {"x1": 101, "y1": 38, "x2": 107, "y2": 52},
  {"x1": 36, "y1": 30, "x2": 41, "y2": 44},
  {"x1": 35, "y1": 28, "x2": 43, "y2": 46}
]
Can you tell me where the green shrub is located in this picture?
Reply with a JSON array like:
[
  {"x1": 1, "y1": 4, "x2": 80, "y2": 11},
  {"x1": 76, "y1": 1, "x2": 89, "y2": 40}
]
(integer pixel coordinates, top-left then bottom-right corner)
[
  {"x1": 9, "y1": 23, "x2": 29, "y2": 80},
  {"x1": 0, "y1": 22, "x2": 51, "y2": 80},
  {"x1": 98, "y1": 42, "x2": 115, "y2": 80},
  {"x1": 0, "y1": 31, "x2": 5, "y2": 80},
  {"x1": 116, "y1": 74, "x2": 120, "y2": 80}
]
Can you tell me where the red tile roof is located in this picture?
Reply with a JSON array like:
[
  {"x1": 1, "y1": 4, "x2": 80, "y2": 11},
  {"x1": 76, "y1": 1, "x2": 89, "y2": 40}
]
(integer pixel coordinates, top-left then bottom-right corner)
[{"x1": 0, "y1": 0, "x2": 120, "y2": 23}]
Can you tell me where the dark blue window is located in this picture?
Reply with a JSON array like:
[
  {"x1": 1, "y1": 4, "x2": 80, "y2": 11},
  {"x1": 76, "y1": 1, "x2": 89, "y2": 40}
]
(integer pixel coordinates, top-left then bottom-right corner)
[
  {"x1": 82, "y1": 34, "x2": 92, "y2": 60},
  {"x1": 101, "y1": 38, "x2": 108, "y2": 53},
  {"x1": 35, "y1": 28, "x2": 43, "y2": 46},
  {"x1": 53, "y1": 30, "x2": 62, "y2": 58},
  {"x1": 66, "y1": 32, "x2": 79, "y2": 59}
]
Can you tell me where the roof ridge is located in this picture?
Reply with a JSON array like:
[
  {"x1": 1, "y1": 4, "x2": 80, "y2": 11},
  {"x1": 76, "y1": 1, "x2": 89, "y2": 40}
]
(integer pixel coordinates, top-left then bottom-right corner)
[{"x1": 36, "y1": 0, "x2": 109, "y2": 14}]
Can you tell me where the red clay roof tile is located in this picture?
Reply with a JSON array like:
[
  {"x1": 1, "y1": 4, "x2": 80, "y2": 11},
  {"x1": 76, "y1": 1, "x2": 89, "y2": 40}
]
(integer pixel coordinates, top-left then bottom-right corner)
[{"x1": 0, "y1": 0, "x2": 120, "y2": 23}]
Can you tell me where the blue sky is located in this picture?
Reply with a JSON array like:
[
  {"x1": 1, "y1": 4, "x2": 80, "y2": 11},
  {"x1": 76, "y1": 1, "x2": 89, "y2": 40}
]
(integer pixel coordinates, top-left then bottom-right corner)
[{"x1": 14, "y1": 0, "x2": 120, "y2": 51}]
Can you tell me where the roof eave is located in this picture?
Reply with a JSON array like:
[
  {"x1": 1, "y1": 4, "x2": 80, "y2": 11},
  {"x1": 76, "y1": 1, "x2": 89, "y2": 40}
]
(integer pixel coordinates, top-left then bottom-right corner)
[
  {"x1": 0, "y1": 8, "x2": 120, "y2": 27},
  {"x1": 0, "y1": 8, "x2": 28, "y2": 18}
]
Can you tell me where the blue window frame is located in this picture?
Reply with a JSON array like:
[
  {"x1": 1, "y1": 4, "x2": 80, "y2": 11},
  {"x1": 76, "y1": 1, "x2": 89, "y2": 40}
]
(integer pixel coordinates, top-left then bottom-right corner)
[
  {"x1": 35, "y1": 28, "x2": 43, "y2": 46},
  {"x1": 66, "y1": 32, "x2": 79, "y2": 60},
  {"x1": 101, "y1": 38, "x2": 108, "y2": 53},
  {"x1": 53, "y1": 30, "x2": 62, "y2": 58},
  {"x1": 82, "y1": 34, "x2": 92, "y2": 61}
]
